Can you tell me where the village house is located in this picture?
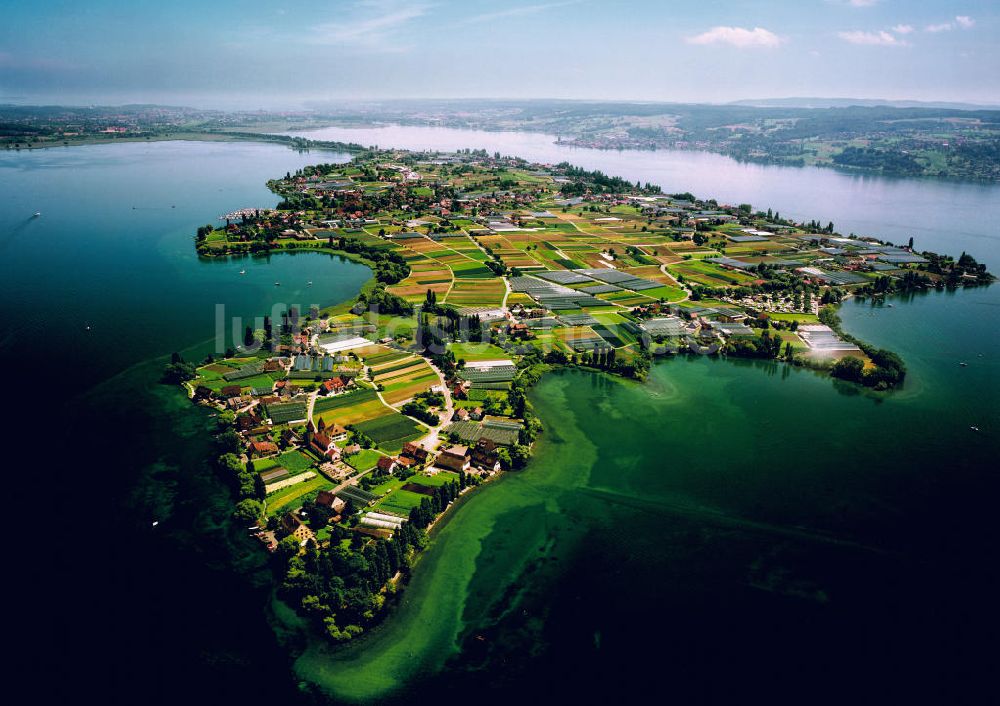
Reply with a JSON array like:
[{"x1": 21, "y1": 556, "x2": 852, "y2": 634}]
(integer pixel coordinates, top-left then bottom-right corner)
[
  {"x1": 282, "y1": 514, "x2": 315, "y2": 545},
  {"x1": 401, "y1": 441, "x2": 430, "y2": 464},
  {"x1": 377, "y1": 455, "x2": 398, "y2": 474},
  {"x1": 249, "y1": 440, "x2": 278, "y2": 457},
  {"x1": 322, "y1": 376, "x2": 349, "y2": 395},
  {"x1": 315, "y1": 490, "x2": 347, "y2": 516},
  {"x1": 279, "y1": 429, "x2": 298, "y2": 448},
  {"x1": 471, "y1": 438, "x2": 501, "y2": 472},
  {"x1": 436, "y1": 445, "x2": 471, "y2": 472},
  {"x1": 315, "y1": 418, "x2": 346, "y2": 438}
]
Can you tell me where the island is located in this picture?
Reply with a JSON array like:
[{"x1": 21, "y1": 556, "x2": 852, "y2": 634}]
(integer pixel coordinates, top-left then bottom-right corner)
[{"x1": 167, "y1": 148, "x2": 993, "y2": 646}]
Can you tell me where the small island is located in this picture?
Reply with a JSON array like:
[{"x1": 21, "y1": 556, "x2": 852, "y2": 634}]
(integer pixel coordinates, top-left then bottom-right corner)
[{"x1": 168, "y1": 149, "x2": 993, "y2": 645}]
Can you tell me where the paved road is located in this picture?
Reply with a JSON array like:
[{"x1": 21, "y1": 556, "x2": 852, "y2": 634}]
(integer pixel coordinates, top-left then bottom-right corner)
[{"x1": 416, "y1": 359, "x2": 454, "y2": 451}]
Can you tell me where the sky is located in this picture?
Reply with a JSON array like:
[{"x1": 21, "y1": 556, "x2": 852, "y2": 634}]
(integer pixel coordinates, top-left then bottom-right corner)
[{"x1": 0, "y1": 0, "x2": 997, "y2": 108}]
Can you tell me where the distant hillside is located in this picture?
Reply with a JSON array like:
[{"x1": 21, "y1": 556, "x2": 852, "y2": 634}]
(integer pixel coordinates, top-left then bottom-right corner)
[{"x1": 729, "y1": 97, "x2": 1000, "y2": 111}]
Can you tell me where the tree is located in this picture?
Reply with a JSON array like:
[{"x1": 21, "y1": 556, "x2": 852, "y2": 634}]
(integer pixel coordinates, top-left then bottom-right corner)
[
  {"x1": 831, "y1": 356, "x2": 865, "y2": 383},
  {"x1": 233, "y1": 499, "x2": 264, "y2": 524},
  {"x1": 216, "y1": 430, "x2": 242, "y2": 454},
  {"x1": 277, "y1": 536, "x2": 301, "y2": 563},
  {"x1": 161, "y1": 359, "x2": 196, "y2": 384},
  {"x1": 509, "y1": 444, "x2": 531, "y2": 469}
]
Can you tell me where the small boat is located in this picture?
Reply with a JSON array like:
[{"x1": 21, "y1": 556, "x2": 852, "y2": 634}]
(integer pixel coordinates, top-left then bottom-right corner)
[
  {"x1": 959, "y1": 362, "x2": 968, "y2": 367},
  {"x1": 307, "y1": 281, "x2": 313, "y2": 286},
  {"x1": 887, "y1": 304, "x2": 894, "y2": 308},
  {"x1": 239, "y1": 269, "x2": 246, "y2": 275},
  {"x1": 33, "y1": 211, "x2": 41, "y2": 217},
  {"x1": 274, "y1": 281, "x2": 281, "y2": 286},
  {"x1": 970, "y1": 426, "x2": 979, "y2": 432},
  {"x1": 152, "y1": 520, "x2": 159, "y2": 527}
]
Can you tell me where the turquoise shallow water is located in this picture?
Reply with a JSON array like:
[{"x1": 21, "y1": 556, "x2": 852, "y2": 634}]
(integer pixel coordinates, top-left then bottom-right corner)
[{"x1": 2, "y1": 137, "x2": 997, "y2": 704}]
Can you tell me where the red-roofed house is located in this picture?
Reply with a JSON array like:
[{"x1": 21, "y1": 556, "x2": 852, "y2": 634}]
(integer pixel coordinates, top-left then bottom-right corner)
[
  {"x1": 250, "y1": 440, "x2": 278, "y2": 457},
  {"x1": 401, "y1": 441, "x2": 430, "y2": 463},
  {"x1": 322, "y1": 377, "x2": 346, "y2": 395}
]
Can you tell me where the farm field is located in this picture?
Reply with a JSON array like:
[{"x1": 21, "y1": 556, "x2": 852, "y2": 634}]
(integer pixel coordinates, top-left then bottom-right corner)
[
  {"x1": 353, "y1": 413, "x2": 424, "y2": 453},
  {"x1": 445, "y1": 278, "x2": 506, "y2": 307},
  {"x1": 265, "y1": 475, "x2": 333, "y2": 516},
  {"x1": 314, "y1": 389, "x2": 393, "y2": 426},
  {"x1": 345, "y1": 448, "x2": 384, "y2": 472},
  {"x1": 447, "y1": 342, "x2": 510, "y2": 362},
  {"x1": 667, "y1": 259, "x2": 759, "y2": 286}
]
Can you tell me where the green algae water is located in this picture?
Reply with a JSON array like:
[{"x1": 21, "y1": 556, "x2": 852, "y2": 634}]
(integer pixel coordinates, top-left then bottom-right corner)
[{"x1": 3, "y1": 137, "x2": 998, "y2": 704}]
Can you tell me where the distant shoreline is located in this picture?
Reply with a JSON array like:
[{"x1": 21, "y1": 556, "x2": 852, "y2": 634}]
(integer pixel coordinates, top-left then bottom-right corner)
[{"x1": 1, "y1": 130, "x2": 367, "y2": 154}]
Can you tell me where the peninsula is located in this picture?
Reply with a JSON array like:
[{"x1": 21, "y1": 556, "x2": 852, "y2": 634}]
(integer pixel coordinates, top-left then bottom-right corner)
[{"x1": 170, "y1": 149, "x2": 993, "y2": 646}]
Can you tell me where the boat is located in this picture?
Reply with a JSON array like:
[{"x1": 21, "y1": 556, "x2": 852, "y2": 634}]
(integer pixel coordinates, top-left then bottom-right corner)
[
  {"x1": 239, "y1": 269, "x2": 246, "y2": 275},
  {"x1": 970, "y1": 426, "x2": 980, "y2": 432},
  {"x1": 152, "y1": 520, "x2": 159, "y2": 527},
  {"x1": 960, "y1": 362, "x2": 968, "y2": 367},
  {"x1": 274, "y1": 282, "x2": 281, "y2": 286},
  {"x1": 33, "y1": 211, "x2": 40, "y2": 217},
  {"x1": 307, "y1": 281, "x2": 313, "y2": 286}
]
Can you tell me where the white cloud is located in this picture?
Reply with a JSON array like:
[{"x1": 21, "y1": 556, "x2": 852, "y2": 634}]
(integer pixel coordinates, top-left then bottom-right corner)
[
  {"x1": 925, "y1": 16, "x2": 975, "y2": 33},
  {"x1": 848, "y1": 0, "x2": 879, "y2": 6},
  {"x1": 307, "y1": 1, "x2": 431, "y2": 50},
  {"x1": 838, "y1": 30, "x2": 908, "y2": 46},
  {"x1": 455, "y1": 1, "x2": 580, "y2": 27},
  {"x1": 891, "y1": 24, "x2": 914, "y2": 35},
  {"x1": 685, "y1": 26, "x2": 784, "y2": 49}
]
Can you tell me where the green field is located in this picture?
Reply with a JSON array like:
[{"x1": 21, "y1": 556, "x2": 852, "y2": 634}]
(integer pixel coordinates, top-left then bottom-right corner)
[
  {"x1": 265, "y1": 475, "x2": 332, "y2": 516},
  {"x1": 276, "y1": 450, "x2": 315, "y2": 473},
  {"x1": 345, "y1": 449, "x2": 384, "y2": 472},
  {"x1": 373, "y1": 488, "x2": 428, "y2": 515},
  {"x1": 448, "y1": 342, "x2": 510, "y2": 362},
  {"x1": 354, "y1": 413, "x2": 424, "y2": 453}
]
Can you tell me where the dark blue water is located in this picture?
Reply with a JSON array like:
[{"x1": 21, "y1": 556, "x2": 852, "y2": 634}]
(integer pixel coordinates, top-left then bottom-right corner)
[{"x1": 1, "y1": 141, "x2": 368, "y2": 703}]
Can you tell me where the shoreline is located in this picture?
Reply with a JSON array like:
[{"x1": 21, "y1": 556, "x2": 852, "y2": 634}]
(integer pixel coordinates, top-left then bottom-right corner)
[{"x1": 1, "y1": 130, "x2": 368, "y2": 154}]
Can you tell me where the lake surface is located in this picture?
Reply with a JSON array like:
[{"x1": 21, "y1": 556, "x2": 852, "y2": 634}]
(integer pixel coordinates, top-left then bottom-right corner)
[{"x1": 3, "y1": 135, "x2": 997, "y2": 704}]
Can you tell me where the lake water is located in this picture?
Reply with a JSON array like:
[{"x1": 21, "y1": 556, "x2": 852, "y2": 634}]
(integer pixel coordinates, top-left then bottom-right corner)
[{"x1": 3, "y1": 134, "x2": 997, "y2": 704}]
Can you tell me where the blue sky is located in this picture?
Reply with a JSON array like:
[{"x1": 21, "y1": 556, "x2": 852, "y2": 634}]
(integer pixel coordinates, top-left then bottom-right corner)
[{"x1": 0, "y1": 0, "x2": 997, "y2": 107}]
